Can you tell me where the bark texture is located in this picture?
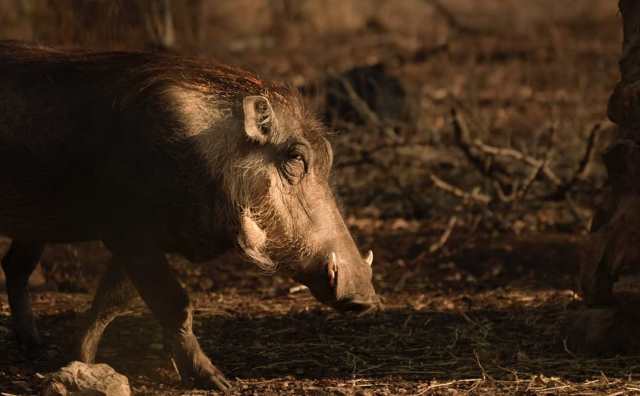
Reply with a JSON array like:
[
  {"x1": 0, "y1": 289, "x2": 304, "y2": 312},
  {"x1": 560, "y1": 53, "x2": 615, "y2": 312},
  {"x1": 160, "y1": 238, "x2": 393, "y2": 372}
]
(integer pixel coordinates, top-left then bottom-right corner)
[{"x1": 580, "y1": 0, "x2": 640, "y2": 313}]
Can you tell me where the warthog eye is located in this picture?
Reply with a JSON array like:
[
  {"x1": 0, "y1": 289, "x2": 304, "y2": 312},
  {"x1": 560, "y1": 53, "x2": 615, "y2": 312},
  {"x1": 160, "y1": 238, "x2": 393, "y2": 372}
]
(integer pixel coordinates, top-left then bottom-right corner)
[{"x1": 282, "y1": 145, "x2": 308, "y2": 183}]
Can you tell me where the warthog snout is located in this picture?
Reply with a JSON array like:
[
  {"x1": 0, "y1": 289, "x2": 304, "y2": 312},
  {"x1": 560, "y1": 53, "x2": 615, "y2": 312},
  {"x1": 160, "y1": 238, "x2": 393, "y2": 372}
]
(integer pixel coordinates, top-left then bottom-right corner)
[
  {"x1": 330, "y1": 251, "x2": 381, "y2": 313},
  {"x1": 299, "y1": 248, "x2": 381, "y2": 314}
]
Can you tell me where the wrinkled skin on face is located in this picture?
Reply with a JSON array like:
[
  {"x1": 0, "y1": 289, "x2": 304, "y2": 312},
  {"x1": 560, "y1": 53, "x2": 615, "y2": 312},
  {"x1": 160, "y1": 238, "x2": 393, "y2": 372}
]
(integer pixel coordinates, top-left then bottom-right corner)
[{"x1": 231, "y1": 95, "x2": 380, "y2": 313}]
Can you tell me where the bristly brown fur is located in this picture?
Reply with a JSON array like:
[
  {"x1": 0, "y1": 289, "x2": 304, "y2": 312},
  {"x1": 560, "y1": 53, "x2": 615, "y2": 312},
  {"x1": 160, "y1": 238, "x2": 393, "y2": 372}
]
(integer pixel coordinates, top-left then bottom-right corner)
[{"x1": 0, "y1": 40, "x2": 303, "y2": 113}]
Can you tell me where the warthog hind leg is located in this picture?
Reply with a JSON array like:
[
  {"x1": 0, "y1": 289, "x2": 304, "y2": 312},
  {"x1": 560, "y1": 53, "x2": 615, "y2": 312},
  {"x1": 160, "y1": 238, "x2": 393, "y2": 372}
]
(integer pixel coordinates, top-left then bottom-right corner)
[
  {"x1": 75, "y1": 262, "x2": 138, "y2": 363},
  {"x1": 1, "y1": 240, "x2": 45, "y2": 355},
  {"x1": 106, "y1": 241, "x2": 231, "y2": 391}
]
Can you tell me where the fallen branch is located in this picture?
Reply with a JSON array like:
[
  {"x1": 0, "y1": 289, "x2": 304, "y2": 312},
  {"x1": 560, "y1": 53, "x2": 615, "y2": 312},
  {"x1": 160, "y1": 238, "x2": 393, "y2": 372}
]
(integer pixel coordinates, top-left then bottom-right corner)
[
  {"x1": 430, "y1": 173, "x2": 491, "y2": 205},
  {"x1": 516, "y1": 159, "x2": 547, "y2": 202},
  {"x1": 451, "y1": 108, "x2": 601, "y2": 208},
  {"x1": 337, "y1": 76, "x2": 381, "y2": 127},
  {"x1": 422, "y1": 0, "x2": 488, "y2": 36},
  {"x1": 470, "y1": 139, "x2": 563, "y2": 186},
  {"x1": 543, "y1": 123, "x2": 601, "y2": 200},
  {"x1": 429, "y1": 216, "x2": 458, "y2": 253},
  {"x1": 515, "y1": 126, "x2": 555, "y2": 202},
  {"x1": 451, "y1": 109, "x2": 513, "y2": 195}
]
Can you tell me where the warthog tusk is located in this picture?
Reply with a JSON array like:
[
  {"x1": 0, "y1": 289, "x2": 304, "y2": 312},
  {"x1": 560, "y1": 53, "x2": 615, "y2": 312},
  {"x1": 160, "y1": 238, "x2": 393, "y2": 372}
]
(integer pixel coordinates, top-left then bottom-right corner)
[
  {"x1": 364, "y1": 250, "x2": 373, "y2": 266},
  {"x1": 328, "y1": 252, "x2": 338, "y2": 287}
]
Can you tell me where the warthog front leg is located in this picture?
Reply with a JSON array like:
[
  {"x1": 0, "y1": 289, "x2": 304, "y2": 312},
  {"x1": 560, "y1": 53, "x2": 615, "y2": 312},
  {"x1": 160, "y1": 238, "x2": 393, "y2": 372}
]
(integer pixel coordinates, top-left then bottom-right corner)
[
  {"x1": 106, "y1": 243, "x2": 230, "y2": 391},
  {"x1": 1, "y1": 240, "x2": 45, "y2": 354},
  {"x1": 76, "y1": 263, "x2": 137, "y2": 363}
]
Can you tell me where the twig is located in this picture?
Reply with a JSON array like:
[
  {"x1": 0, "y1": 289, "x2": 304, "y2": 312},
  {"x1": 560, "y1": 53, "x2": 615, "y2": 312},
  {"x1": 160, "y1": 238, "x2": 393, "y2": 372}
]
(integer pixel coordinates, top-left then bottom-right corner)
[
  {"x1": 417, "y1": 379, "x2": 483, "y2": 395},
  {"x1": 516, "y1": 158, "x2": 547, "y2": 201},
  {"x1": 422, "y1": 0, "x2": 486, "y2": 36},
  {"x1": 452, "y1": 107, "x2": 561, "y2": 185},
  {"x1": 170, "y1": 358, "x2": 181, "y2": 382},
  {"x1": 562, "y1": 338, "x2": 577, "y2": 358},
  {"x1": 470, "y1": 138, "x2": 563, "y2": 186},
  {"x1": 544, "y1": 123, "x2": 601, "y2": 200},
  {"x1": 574, "y1": 123, "x2": 601, "y2": 180},
  {"x1": 429, "y1": 216, "x2": 458, "y2": 253},
  {"x1": 474, "y1": 350, "x2": 490, "y2": 381},
  {"x1": 393, "y1": 271, "x2": 412, "y2": 293},
  {"x1": 430, "y1": 173, "x2": 491, "y2": 205},
  {"x1": 451, "y1": 108, "x2": 492, "y2": 177},
  {"x1": 409, "y1": 42, "x2": 450, "y2": 63},
  {"x1": 452, "y1": 109, "x2": 602, "y2": 206},
  {"x1": 451, "y1": 109, "x2": 513, "y2": 194},
  {"x1": 493, "y1": 179, "x2": 518, "y2": 203},
  {"x1": 337, "y1": 76, "x2": 381, "y2": 127}
]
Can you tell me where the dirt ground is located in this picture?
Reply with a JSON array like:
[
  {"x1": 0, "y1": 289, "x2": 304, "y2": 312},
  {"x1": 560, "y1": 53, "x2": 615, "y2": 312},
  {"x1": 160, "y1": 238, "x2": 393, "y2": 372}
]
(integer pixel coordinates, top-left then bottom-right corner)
[
  {"x1": 2, "y1": 1, "x2": 640, "y2": 395},
  {"x1": 3, "y1": 229, "x2": 640, "y2": 395}
]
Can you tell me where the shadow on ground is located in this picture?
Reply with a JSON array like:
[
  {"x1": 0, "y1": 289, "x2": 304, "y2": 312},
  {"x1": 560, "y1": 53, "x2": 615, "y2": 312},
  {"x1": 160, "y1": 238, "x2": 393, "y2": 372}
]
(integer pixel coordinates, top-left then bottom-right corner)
[{"x1": 1, "y1": 232, "x2": 639, "y2": 395}]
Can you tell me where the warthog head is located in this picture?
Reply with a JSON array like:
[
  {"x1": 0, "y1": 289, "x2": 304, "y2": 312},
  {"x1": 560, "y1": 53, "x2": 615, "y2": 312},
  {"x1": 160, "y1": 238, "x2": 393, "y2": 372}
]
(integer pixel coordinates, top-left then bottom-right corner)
[{"x1": 218, "y1": 92, "x2": 380, "y2": 313}]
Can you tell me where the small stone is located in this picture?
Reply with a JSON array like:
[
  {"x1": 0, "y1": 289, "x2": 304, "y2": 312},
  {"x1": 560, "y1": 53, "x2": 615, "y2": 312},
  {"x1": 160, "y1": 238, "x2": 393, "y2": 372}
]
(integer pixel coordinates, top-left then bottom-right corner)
[{"x1": 41, "y1": 361, "x2": 130, "y2": 396}]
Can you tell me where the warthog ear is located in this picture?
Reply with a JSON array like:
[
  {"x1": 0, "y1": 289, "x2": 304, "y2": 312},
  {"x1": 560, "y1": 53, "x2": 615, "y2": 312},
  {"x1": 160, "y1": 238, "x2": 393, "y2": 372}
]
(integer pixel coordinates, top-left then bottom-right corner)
[{"x1": 243, "y1": 96, "x2": 277, "y2": 144}]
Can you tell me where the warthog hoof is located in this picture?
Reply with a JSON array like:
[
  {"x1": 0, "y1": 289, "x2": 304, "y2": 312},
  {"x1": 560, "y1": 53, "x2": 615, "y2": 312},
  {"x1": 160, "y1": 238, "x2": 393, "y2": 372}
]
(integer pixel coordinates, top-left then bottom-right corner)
[
  {"x1": 189, "y1": 363, "x2": 231, "y2": 392},
  {"x1": 168, "y1": 333, "x2": 231, "y2": 392}
]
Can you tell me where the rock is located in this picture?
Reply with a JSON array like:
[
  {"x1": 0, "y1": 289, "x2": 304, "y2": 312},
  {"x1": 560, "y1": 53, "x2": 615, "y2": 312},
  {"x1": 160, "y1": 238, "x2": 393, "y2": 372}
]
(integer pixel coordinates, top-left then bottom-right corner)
[{"x1": 41, "y1": 361, "x2": 130, "y2": 396}]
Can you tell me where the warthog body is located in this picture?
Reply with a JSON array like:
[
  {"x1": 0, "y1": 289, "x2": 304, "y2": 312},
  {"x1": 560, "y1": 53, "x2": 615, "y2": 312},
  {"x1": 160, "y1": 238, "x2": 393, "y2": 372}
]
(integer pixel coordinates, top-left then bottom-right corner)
[{"x1": 0, "y1": 41, "x2": 379, "y2": 390}]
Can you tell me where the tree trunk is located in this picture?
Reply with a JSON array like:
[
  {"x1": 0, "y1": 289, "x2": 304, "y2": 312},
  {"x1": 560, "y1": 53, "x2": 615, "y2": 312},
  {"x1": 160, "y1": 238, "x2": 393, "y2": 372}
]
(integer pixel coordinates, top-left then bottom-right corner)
[{"x1": 580, "y1": 0, "x2": 640, "y2": 307}]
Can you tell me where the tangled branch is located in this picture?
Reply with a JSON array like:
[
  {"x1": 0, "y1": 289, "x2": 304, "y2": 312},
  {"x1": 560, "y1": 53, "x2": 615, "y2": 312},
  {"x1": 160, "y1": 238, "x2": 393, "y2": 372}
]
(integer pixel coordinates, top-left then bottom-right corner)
[{"x1": 450, "y1": 109, "x2": 601, "y2": 205}]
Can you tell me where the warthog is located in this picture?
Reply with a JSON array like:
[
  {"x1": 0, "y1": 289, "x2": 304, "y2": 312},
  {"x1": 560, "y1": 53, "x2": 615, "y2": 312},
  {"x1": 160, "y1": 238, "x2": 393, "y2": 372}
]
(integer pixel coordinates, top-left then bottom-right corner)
[{"x1": 0, "y1": 41, "x2": 380, "y2": 390}]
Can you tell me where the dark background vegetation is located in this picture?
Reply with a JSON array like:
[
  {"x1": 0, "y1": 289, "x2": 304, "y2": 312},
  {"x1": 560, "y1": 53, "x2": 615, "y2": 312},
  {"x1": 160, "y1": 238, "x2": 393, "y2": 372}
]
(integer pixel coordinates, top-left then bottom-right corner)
[{"x1": 2, "y1": 1, "x2": 638, "y2": 395}]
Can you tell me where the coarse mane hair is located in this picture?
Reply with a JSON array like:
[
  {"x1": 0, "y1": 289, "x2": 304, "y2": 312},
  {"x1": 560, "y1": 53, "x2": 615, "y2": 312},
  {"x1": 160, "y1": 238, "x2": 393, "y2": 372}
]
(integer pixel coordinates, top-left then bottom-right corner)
[{"x1": 0, "y1": 40, "x2": 306, "y2": 113}]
